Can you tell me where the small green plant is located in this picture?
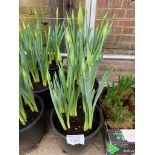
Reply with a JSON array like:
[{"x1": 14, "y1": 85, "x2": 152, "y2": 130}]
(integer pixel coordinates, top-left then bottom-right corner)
[
  {"x1": 117, "y1": 75, "x2": 135, "y2": 99},
  {"x1": 19, "y1": 46, "x2": 38, "y2": 126},
  {"x1": 102, "y1": 76, "x2": 135, "y2": 128}
]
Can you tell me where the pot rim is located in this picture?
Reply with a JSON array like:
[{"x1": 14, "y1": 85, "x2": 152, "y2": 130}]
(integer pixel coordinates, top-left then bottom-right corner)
[
  {"x1": 33, "y1": 85, "x2": 49, "y2": 94},
  {"x1": 19, "y1": 94, "x2": 44, "y2": 133},
  {"x1": 48, "y1": 65, "x2": 59, "y2": 71},
  {"x1": 50, "y1": 105, "x2": 103, "y2": 140}
]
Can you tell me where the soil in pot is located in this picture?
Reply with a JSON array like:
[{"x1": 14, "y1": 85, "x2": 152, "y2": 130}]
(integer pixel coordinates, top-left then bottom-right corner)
[
  {"x1": 53, "y1": 105, "x2": 99, "y2": 136},
  {"x1": 19, "y1": 100, "x2": 42, "y2": 130},
  {"x1": 50, "y1": 101, "x2": 103, "y2": 155},
  {"x1": 19, "y1": 95, "x2": 45, "y2": 152},
  {"x1": 32, "y1": 81, "x2": 48, "y2": 92}
]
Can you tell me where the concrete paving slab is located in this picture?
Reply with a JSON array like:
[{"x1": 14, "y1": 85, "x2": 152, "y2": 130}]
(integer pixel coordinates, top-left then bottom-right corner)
[{"x1": 21, "y1": 129, "x2": 105, "y2": 155}]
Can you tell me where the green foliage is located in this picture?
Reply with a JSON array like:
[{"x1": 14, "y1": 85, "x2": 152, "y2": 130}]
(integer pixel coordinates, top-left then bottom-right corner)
[
  {"x1": 19, "y1": 22, "x2": 40, "y2": 84},
  {"x1": 47, "y1": 62, "x2": 80, "y2": 130},
  {"x1": 19, "y1": 10, "x2": 64, "y2": 125},
  {"x1": 80, "y1": 69, "x2": 111, "y2": 131},
  {"x1": 65, "y1": 4, "x2": 113, "y2": 84},
  {"x1": 102, "y1": 76, "x2": 135, "y2": 126},
  {"x1": 47, "y1": 8, "x2": 64, "y2": 64},
  {"x1": 78, "y1": 1, "x2": 83, "y2": 29},
  {"x1": 20, "y1": 13, "x2": 64, "y2": 86},
  {"x1": 19, "y1": 46, "x2": 38, "y2": 126},
  {"x1": 117, "y1": 75, "x2": 135, "y2": 98},
  {"x1": 48, "y1": 3, "x2": 113, "y2": 131},
  {"x1": 19, "y1": 20, "x2": 49, "y2": 87}
]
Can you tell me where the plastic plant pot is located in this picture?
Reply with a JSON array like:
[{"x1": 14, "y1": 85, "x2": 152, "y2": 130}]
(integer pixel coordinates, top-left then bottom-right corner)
[
  {"x1": 94, "y1": 78, "x2": 99, "y2": 91},
  {"x1": 50, "y1": 105, "x2": 103, "y2": 155},
  {"x1": 31, "y1": 69, "x2": 54, "y2": 112},
  {"x1": 48, "y1": 63, "x2": 59, "y2": 76},
  {"x1": 33, "y1": 86, "x2": 53, "y2": 132},
  {"x1": 33, "y1": 86, "x2": 52, "y2": 111},
  {"x1": 19, "y1": 94, "x2": 45, "y2": 152}
]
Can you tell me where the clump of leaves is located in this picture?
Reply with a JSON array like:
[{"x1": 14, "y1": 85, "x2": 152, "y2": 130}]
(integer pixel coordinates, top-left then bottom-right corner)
[
  {"x1": 47, "y1": 62, "x2": 80, "y2": 130},
  {"x1": 19, "y1": 8, "x2": 64, "y2": 87},
  {"x1": 19, "y1": 46, "x2": 38, "y2": 126},
  {"x1": 102, "y1": 75, "x2": 135, "y2": 129},
  {"x1": 117, "y1": 75, "x2": 135, "y2": 99},
  {"x1": 47, "y1": 8, "x2": 64, "y2": 65},
  {"x1": 19, "y1": 19, "x2": 49, "y2": 87},
  {"x1": 47, "y1": 2, "x2": 113, "y2": 132},
  {"x1": 64, "y1": 2, "x2": 114, "y2": 85}
]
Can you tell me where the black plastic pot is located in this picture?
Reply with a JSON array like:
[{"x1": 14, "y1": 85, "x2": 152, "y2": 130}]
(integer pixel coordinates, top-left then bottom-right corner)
[
  {"x1": 33, "y1": 85, "x2": 54, "y2": 132},
  {"x1": 48, "y1": 63, "x2": 59, "y2": 76},
  {"x1": 31, "y1": 72, "x2": 54, "y2": 132},
  {"x1": 50, "y1": 105, "x2": 103, "y2": 154},
  {"x1": 30, "y1": 69, "x2": 53, "y2": 112},
  {"x1": 19, "y1": 95, "x2": 45, "y2": 151},
  {"x1": 33, "y1": 86, "x2": 53, "y2": 111},
  {"x1": 94, "y1": 78, "x2": 99, "y2": 90}
]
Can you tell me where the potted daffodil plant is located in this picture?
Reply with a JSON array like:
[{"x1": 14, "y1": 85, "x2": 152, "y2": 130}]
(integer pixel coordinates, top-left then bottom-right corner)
[{"x1": 47, "y1": 2, "x2": 113, "y2": 154}]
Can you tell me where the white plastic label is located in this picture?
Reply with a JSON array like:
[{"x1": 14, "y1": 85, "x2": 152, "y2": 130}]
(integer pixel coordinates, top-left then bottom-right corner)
[
  {"x1": 66, "y1": 134, "x2": 85, "y2": 145},
  {"x1": 121, "y1": 129, "x2": 135, "y2": 142}
]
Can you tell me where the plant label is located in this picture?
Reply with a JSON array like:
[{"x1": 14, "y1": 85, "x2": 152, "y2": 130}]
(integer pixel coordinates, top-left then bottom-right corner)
[
  {"x1": 66, "y1": 134, "x2": 85, "y2": 145},
  {"x1": 121, "y1": 129, "x2": 135, "y2": 142}
]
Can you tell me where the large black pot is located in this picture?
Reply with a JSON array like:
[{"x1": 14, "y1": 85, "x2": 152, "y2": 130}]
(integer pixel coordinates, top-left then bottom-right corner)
[
  {"x1": 50, "y1": 105, "x2": 103, "y2": 154},
  {"x1": 19, "y1": 94, "x2": 45, "y2": 151}
]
